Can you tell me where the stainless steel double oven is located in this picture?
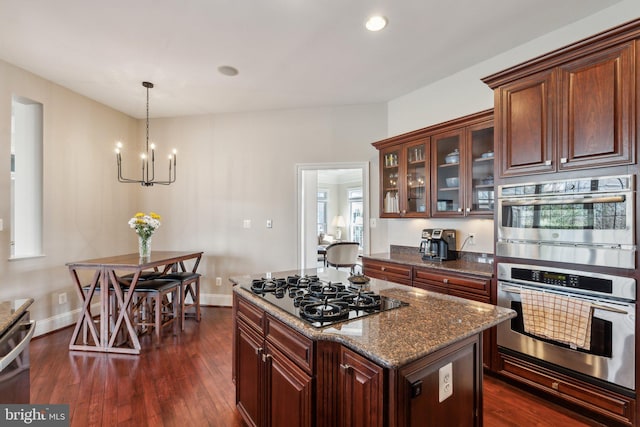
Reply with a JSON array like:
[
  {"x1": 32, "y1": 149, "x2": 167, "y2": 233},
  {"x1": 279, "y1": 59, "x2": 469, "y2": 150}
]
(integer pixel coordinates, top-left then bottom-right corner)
[
  {"x1": 496, "y1": 175, "x2": 637, "y2": 393},
  {"x1": 497, "y1": 174, "x2": 635, "y2": 269}
]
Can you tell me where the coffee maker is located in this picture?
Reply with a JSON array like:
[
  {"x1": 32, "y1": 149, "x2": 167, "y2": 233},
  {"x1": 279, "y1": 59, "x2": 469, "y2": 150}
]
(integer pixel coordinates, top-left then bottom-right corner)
[{"x1": 419, "y1": 229, "x2": 457, "y2": 261}]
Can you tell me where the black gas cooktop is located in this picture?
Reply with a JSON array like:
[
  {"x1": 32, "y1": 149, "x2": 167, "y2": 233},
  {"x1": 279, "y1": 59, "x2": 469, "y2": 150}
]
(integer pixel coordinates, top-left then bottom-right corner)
[{"x1": 242, "y1": 274, "x2": 407, "y2": 328}]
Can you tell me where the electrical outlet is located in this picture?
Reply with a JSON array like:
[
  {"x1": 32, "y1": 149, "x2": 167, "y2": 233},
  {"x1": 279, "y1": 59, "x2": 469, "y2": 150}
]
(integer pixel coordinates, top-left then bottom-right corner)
[
  {"x1": 266, "y1": 219, "x2": 273, "y2": 228},
  {"x1": 215, "y1": 277, "x2": 222, "y2": 286},
  {"x1": 439, "y1": 362, "x2": 453, "y2": 402},
  {"x1": 243, "y1": 219, "x2": 251, "y2": 229},
  {"x1": 58, "y1": 292, "x2": 67, "y2": 305},
  {"x1": 469, "y1": 233, "x2": 476, "y2": 245}
]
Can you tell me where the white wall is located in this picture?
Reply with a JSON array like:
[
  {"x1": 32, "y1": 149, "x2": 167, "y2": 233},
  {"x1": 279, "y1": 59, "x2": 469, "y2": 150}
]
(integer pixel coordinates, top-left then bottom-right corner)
[{"x1": 381, "y1": 0, "x2": 640, "y2": 254}]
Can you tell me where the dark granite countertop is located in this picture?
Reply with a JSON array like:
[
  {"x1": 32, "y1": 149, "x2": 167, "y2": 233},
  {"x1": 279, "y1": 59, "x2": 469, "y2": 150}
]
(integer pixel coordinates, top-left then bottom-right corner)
[
  {"x1": 362, "y1": 245, "x2": 494, "y2": 278},
  {"x1": 0, "y1": 299, "x2": 34, "y2": 336},
  {"x1": 231, "y1": 269, "x2": 514, "y2": 369}
]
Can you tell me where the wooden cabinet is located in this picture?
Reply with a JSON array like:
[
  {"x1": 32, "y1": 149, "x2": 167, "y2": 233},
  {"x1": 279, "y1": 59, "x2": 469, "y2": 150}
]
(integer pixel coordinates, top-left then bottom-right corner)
[
  {"x1": 362, "y1": 258, "x2": 412, "y2": 286},
  {"x1": 379, "y1": 138, "x2": 430, "y2": 217},
  {"x1": 235, "y1": 291, "x2": 485, "y2": 427},
  {"x1": 235, "y1": 295, "x2": 314, "y2": 427},
  {"x1": 432, "y1": 119, "x2": 494, "y2": 217},
  {"x1": 373, "y1": 110, "x2": 493, "y2": 218},
  {"x1": 412, "y1": 267, "x2": 492, "y2": 369},
  {"x1": 497, "y1": 351, "x2": 636, "y2": 426},
  {"x1": 395, "y1": 334, "x2": 483, "y2": 427},
  {"x1": 484, "y1": 30, "x2": 637, "y2": 177},
  {"x1": 339, "y1": 347, "x2": 384, "y2": 427}
]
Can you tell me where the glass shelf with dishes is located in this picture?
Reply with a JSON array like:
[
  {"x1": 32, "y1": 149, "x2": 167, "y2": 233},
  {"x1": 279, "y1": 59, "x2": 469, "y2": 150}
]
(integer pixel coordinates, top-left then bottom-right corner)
[
  {"x1": 433, "y1": 132, "x2": 463, "y2": 215},
  {"x1": 379, "y1": 139, "x2": 429, "y2": 217},
  {"x1": 469, "y1": 124, "x2": 495, "y2": 213}
]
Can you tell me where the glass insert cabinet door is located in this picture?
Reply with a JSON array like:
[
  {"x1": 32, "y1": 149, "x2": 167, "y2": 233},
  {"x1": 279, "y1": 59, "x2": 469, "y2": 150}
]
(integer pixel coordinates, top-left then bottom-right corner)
[
  {"x1": 404, "y1": 141, "x2": 428, "y2": 215},
  {"x1": 381, "y1": 147, "x2": 400, "y2": 215},
  {"x1": 468, "y1": 123, "x2": 494, "y2": 214},
  {"x1": 433, "y1": 130, "x2": 463, "y2": 215}
]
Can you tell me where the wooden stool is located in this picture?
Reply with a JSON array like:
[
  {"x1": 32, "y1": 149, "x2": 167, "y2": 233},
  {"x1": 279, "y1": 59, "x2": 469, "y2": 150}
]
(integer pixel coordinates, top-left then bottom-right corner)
[
  {"x1": 160, "y1": 272, "x2": 201, "y2": 330},
  {"x1": 123, "y1": 279, "x2": 181, "y2": 346}
]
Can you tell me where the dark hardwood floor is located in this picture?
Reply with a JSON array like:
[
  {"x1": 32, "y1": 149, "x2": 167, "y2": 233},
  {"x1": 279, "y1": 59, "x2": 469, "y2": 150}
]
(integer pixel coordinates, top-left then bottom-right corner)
[{"x1": 30, "y1": 307, "x2": 605, "y2": 426}]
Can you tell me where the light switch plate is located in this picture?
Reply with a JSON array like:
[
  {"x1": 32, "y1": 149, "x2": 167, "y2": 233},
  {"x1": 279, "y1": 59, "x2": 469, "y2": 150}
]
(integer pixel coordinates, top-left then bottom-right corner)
[{"x1": 0, "y1": 218, "x2": 3, "y2": 231}]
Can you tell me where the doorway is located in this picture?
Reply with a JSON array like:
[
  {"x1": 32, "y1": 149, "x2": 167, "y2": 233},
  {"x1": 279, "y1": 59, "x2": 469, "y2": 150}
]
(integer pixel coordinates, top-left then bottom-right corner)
[{"x1": 296, "y1": 163, "x2": 369, "y2": 269}]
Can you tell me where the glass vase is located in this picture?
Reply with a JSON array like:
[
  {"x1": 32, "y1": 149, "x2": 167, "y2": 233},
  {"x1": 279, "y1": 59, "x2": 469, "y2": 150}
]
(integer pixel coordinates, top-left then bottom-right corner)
[{"x1": 138, "y1": 235, "x2": 152, "y2": 258}]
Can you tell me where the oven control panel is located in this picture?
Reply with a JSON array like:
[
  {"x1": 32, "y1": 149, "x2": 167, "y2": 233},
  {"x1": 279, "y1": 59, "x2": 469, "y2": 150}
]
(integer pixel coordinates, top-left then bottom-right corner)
[
  {"x1": 512, "y1": 267, "x2": 610, "y2": 293},
  {"x1": 497, "y1": 263, "x2": 636, "y2": 301}
]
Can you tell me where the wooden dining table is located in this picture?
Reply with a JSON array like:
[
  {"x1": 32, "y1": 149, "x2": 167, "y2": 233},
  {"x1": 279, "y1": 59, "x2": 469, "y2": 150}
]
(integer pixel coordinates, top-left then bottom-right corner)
[{"x1": 66, "y1": 251, "x2": 203, "y2": 354}]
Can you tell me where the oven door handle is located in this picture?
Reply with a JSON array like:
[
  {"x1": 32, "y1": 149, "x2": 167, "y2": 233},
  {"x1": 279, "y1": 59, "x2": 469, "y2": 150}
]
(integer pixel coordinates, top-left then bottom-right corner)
[
  {"x1": 500, "y1": 286, "x2": 630, "y2": 314},
  {"x1": 501, "y1": 195, "x2": 625, "y2": 206},
  {"x1": 0, "y1": 320, "x2": 36, "y2": 373}
]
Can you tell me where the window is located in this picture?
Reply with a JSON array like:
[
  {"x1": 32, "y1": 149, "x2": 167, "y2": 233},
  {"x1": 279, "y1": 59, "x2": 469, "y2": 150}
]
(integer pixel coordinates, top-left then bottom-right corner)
[
  {"x1": 10, "y1": 96, "x2": 43, "y2": 259},
  {"x1": 317, "y1": 190, "x2": 328, "y2": 235},
  {"x1": 348, "y1": 188, "x2": 363, "y2": 248}
]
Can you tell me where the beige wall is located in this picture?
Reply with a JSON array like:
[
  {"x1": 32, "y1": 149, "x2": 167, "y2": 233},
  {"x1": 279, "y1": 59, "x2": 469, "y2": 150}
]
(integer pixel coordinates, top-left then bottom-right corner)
[
  {"x1": 0, "y1": 60, "x2": 139, "y2": 333},
  {"x1": 140, "y1": 107, "x2": 387, "y2": 304},
  {"x1": 0, "y1": 61, "x2": 387, "y2": 334}
]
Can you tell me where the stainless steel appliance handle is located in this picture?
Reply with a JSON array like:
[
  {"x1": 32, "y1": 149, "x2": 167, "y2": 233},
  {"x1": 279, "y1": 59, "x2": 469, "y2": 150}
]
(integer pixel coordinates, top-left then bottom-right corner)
[
  {"x1": 500, "y1": 286, "x2": 629, "y2": 314},
  {"x1": 501, "y1": 195, "x2": 625, "y2": 206},
  {"x1": 0, "y1": 320, "x2": 36, "y2": 372}
]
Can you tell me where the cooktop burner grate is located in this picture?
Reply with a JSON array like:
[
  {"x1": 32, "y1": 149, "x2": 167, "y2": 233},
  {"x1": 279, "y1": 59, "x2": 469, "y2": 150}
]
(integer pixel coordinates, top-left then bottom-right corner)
[{"x1": 244, "y1": 275, "x2": 407, "y2": 328}]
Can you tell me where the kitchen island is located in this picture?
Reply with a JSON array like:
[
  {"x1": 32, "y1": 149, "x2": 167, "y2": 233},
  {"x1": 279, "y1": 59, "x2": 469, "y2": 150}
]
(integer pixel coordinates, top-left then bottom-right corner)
[{"x1": 231, "y1": 268, "x2": 514, "y2": 427}]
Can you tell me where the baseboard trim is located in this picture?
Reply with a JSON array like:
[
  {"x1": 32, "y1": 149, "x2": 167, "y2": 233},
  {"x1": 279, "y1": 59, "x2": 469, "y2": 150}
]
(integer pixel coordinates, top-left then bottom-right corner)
[{"x1": 33, "y1": 293, "x2": 233, "y2": 337}]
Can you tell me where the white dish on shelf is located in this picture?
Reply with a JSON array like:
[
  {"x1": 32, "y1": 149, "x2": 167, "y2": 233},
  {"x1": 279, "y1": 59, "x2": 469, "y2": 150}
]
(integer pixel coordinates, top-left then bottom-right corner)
[
  {"x1": 445, "y1": 177, "x2": 459, "y2": 187},
  {"x1": 480, "y1": 151, "x2": 494, "y2": 159}
]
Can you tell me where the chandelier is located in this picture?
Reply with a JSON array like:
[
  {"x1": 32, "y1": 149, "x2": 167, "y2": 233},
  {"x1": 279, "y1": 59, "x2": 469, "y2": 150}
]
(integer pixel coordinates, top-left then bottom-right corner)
[{"x1": 115, "y1": 81, "x2": 176, "y2": 186}]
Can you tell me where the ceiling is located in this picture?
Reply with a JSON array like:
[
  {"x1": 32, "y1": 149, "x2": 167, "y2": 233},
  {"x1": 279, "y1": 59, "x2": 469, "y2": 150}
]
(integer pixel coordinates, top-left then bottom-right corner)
[{"x1": 0, "y1": 0, "x2": 621, "y2": 119}]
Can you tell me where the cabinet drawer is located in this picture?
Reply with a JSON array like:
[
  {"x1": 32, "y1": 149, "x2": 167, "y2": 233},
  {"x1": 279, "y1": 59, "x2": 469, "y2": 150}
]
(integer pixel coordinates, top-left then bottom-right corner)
[
  {"x1": 499, "y1": 352, "x2": 635, "y2": 425},
  {"x1": 363, "y1": 259, "x2": 412, "y2": 285},
  {"x1": 413, "y1": 268, "x2": 490, "y2": 298},
  {"x1": 266, "y1": 314, "x2": 314, "y2": 374},
  {"x1": 237, "y1": 296, "x2": 264, "y2": 333}
]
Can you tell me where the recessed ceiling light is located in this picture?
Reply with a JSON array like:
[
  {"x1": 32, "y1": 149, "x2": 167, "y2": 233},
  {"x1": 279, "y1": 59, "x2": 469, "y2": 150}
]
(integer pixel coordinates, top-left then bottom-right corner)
[
  {"x1": 365, "y1": 15, "x2": 387, "y2": 32},
  {"x1": 218, "y1": 65, "x2": 239, "y2": 76}
]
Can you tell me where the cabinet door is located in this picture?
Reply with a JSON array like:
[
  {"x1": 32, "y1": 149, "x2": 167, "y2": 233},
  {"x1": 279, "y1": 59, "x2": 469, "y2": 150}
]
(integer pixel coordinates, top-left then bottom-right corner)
[
  {"x1": 496, "y1": 69, "x2": 555, "y2": 176},
  {"x1": 403, "y1": 139, "x2": 430, "y2": 217},
  {"x1": 265, "y1": 343, "x2": 313, "y2": 427},
  {"x1": 236, "y1": 320, "x2": 264, "y2": 427},
  {"x1": 466, "y1": 120, "x2": 494, "y2": 216},
  {"x1": 558, "y1": 42, "x2": 635, "y2": 170},
  {"x1": 380, "y1": 146, "x2": 401, "y2": 217},
  {"x1": 339, "y1": 347, "x2": 384, "y2": 427},
  {"x1": 432, "y1": 129, "x2": 465, "y2": 216}
]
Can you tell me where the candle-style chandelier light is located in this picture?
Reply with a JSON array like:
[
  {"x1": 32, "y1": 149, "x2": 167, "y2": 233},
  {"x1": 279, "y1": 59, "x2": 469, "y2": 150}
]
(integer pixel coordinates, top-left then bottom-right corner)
[{"x1": 115, "y1": 81, "x2": 176, "y2": 186}]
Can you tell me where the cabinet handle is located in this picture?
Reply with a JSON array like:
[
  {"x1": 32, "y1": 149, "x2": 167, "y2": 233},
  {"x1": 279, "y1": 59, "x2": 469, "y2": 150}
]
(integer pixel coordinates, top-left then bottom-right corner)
[
  {"x1": 465, "y1": 207, "x2": 470, "y2": 213},
  {"x1": 381, "y1": 266, "x2": 386, "y2": 271},
  {"x1": 544, "y1": 160, "x2": 552, "y2": 166},
  {"x1": 457, "y1": 208, "x2": 462, "y2": 212},
  {"x1": 551, "y1": 381, "x2": 559, "y2": 390},
  {"x1": 340, "y1": 363, "x2": 353, "y2": 374},
  {"x1": 262, "y1": 353, "x2": 272, "y2": 363},
  {"x1": 443, "y1": 278, "x2": 449, "y2": 284},
  {"x1": 255, "y1": 347, "x2": 263, "y2": 356},
  {"x1": 560, "y1": 157, "x2": 568, "y2": 164}
]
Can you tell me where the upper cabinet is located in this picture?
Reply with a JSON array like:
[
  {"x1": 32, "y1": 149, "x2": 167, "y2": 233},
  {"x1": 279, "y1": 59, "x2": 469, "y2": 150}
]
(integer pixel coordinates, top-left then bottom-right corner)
[
  {"x1": 432, "y1": 118, "x2": 494, "y2": 217},
  {"x1": 379, "y1": 138, "x2": 430, "y2": 217},
  {"x1": 483, "y1": 21, "x2": 639, "y2": 177},
  {"x1": 373, "y1": 110, "x2": 493, "y2": 219}
]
